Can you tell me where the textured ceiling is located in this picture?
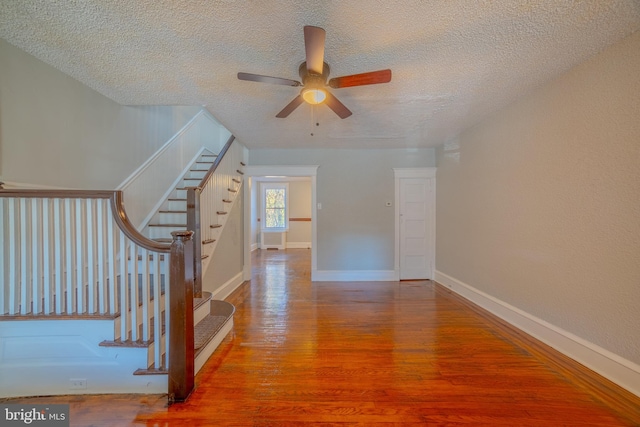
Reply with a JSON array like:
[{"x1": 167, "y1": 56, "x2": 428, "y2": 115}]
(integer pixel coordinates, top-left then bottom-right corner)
[{"x1": 1, "y1": 1, "x2": 639, "y2": 149}]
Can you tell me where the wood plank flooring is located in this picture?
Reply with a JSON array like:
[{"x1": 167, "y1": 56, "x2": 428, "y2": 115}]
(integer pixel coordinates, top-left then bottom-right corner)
[{"x1": 3, "y1": 248, "x2": 639, "y2": 426}]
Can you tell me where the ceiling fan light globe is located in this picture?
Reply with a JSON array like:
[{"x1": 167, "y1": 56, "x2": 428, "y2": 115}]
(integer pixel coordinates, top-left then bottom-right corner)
[{"x1": 302, "y1": 88, "x2": 326, "y2": 105}]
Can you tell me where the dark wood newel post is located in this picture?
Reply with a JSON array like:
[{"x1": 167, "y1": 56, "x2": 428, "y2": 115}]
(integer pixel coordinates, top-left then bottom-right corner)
[
  {"x1": 186, "y1": 187, "x2": 202, "y2": 298},
  {"x1": 168, "y1": 230, "x2": 195, "y2": 403}
]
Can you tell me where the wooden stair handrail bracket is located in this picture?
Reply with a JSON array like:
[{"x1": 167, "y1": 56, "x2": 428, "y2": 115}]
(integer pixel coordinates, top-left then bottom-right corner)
[{"x1": 168, "y1": 230, "x2": 196, "y2": 403}]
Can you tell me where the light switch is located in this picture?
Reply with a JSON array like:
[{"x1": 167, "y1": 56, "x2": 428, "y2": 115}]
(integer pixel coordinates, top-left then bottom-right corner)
[{"x1": 317, "y1": 203, "x2": 322, "y2": 210}]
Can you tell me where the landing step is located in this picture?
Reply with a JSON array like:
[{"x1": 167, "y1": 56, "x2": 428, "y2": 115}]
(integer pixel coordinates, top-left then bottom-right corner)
[
  {"x1": 194, "y1": 315, "x2": 228, "y2": 351},
  {"x1": 194, "y1": 301, "x2": 235, "y2": 356}
]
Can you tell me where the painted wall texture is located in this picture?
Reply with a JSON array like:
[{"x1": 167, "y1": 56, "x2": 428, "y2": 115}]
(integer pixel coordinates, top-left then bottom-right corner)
[
  {"x1": 249, "y1": 148, "x2": 436, "y2": 271},
  {"x1": 436, "y1": 31, "x2": 640, "y2": 365},
  {"x1": 0, "y1": 39, "x2": 200, "y2": 189}
]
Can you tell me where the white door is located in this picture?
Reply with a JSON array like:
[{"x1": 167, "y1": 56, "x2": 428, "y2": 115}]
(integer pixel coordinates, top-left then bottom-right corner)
[{"x1": 399, "y1": 177, "x2": 434, "y2": 280}]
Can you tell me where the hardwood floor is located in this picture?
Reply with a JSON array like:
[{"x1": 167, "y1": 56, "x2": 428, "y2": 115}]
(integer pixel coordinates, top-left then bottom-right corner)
[{"x1": 3, "y1": 248, "x2": 639, "y2": 426}]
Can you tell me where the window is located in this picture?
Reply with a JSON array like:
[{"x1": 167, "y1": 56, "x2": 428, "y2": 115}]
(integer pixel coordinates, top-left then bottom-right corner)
[{"x1": 261, "y1": 183, "x2": 289, "y2": 231}]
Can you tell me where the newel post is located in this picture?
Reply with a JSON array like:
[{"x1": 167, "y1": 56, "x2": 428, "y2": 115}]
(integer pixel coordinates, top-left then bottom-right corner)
[
  {"x1": 186, "y1": 187, "x2": 202, "y2": 298},
  {"x1": 168, "y1": 230, "x2": 195, "y2": 403}
]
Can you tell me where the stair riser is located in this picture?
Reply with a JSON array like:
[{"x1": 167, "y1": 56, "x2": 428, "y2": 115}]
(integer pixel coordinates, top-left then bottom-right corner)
[
  {"x1": 156, "y1": 212, "x2": 187, "y2": 225},
  {"x1": 167, "y1": 200, "x2": 187, "y2": 211},
  {"x1": 173, "y1": 189, "x2": 187, "y2": 199},
  {"x1": 182, "y1": 179, "x2": 202, "y2": 187},
  {"x1": 186, "y1": 170, "x2": 207, "y2": 179},
  {"x1": 194, "y1": 300, "x2": 210, "y2": 325},
  {"x1": 191, "y1": 164, "x2": 212, "y2": 171},
  {"x1": 147, "y1": 226, "x2": 187, "y2": 240}
]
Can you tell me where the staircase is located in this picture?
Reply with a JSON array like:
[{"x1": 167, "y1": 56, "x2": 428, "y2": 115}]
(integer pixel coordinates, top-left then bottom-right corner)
[
  {"x1": 146, "y1": 151, "x2": 218, "y2": 243},
  {"x1": 0, "y1": 136, "x2": 246, "y2": 400}
]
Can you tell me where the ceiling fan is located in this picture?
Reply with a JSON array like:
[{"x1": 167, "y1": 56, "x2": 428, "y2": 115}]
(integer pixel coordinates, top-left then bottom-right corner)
[{"x1": 237, "y1": 26, "x2": 392, "y2": 119}]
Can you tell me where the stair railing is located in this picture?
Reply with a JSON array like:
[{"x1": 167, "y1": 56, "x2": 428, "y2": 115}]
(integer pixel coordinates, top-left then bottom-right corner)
[
  {"x1": 186, "y1": 135, "x2": 244, "y2": 297},
  {"x1": 0, "y1": 189, "x2": 195, "y2": 399}
]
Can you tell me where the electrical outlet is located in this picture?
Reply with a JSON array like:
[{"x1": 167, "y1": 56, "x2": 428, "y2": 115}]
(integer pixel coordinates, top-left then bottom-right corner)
[{"x1": 69, "y1": 378, "x2": 87, "y2": 390}]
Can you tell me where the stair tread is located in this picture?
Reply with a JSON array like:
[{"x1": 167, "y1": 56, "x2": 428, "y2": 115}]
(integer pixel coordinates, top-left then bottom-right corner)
[
  {"x1": 194, "y1": 314, "x2": 230, "y2": 351},
  {"x1": 193, "y1": 291, "x2": 212, "y2": 311},
  {"x1": 133, "y1": 367, "x2": 167, "y2": 376},
  {"x1": 148, "y1": 223, "x2": 187, "y2": 227},
  {"x1": 158, "y1": 210, "x2": 187, "y2": 214}
]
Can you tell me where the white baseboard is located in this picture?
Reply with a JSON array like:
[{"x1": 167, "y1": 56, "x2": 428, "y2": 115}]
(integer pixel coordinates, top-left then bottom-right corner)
[
  {"x1": 250, "y1": 243, "x2": 259, "y2": 251},
  {"x1": 312, "y1": 269, "x2": 396, "y2": 282},
  {"x1": 286, "y1": 242, "x2": 311, "y2": 249},
  {"x1": 434, "y1": 270, "x2": 640, "y2": 398},
  {"x1": 211, "y1": 272, "x2": 245, "y2": 301}
]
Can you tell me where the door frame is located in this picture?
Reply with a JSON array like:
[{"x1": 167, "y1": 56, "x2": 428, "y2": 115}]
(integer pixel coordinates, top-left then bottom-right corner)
[
  {"x1": 243, "y1": 165, "x2": 319, "y2": 281},
  {"x1": 393, "y1": 168, "x2": 437, "y2": 280}
]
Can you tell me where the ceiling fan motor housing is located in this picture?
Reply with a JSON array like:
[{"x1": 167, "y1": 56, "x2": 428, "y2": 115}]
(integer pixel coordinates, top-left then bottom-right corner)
[{"x1": 299, "y1": 61, "x2": 331, "y2": 87}]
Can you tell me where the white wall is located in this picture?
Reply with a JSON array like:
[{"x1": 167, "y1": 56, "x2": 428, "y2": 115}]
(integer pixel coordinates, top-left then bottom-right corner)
[
  {"x1": 0, "y1": 38, "x2": 200, "y2": 189},
  {"x1": 249, "y1": 148, "x2": 436, "y2": 272},
  {"x1": 435, "y1": 31, "x2": 640, "y2": 392}
]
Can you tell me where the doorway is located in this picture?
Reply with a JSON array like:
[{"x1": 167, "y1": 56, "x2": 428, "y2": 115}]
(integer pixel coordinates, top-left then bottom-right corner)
[{"x1": 243, "y1": 166, "x2": 319, "y2": 281}]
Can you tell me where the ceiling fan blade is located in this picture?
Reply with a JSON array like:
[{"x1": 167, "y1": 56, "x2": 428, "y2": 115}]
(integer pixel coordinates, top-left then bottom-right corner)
[
  {"x1": 304, "y1": 26, "x2": 326, "y2": 75},
  {"x1": 276, "y1": 95, "x2": 305, "y2": 118},
  {"x1": 324, "y1": 92, "x2": 352, "y2": 119},
  {"x1": 238, "y1": 72, "x2": 301, "y2": 86},
  {"x1": 328, "y1": 69, "x2": 392, "y2": 89}
]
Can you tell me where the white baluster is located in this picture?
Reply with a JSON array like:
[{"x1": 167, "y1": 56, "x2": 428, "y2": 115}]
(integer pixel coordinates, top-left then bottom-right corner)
[
  {"x1": 53, "y1": 199, "x2": 63, "y2": 314},
  {"x1": 119, "y1": 231, "x2": 128, "y2": 341},
  {"x1": 20, "y1": 198, "x2": 28, "y2": 315},
  {"x1": 107, "y1": 206, "x2": 117, "y2": 316},
  {"x1": 86, "y1": 199, "x2": 95, "y2": 314},
  {"x1": 42, "y1": 199, "x2": 51, "y2": 314},
  {"x1": 65, "y1": 199, "x2": 74, "y2": 313},
  {"x1": 0, "y1": 199, "x2": 5, "y2": 315},
  {"x1": 140, "y1": 247, "x2": 150, "y2": 342},
  {"x1": 129, "y1": 241, "x2": 139, "y2": 341},
  {"x1": 96, "y1": 199, "x2": 106, "y2": 314},
  {"x1": 153, "y1": 253, "x2": 162, "y2": 368},
  {"x1": 8, "y1": 198, "x2": 17, "y2": 315},
  {"x1": 75, "y1": 199, "x2": 84, "y2": 314}
]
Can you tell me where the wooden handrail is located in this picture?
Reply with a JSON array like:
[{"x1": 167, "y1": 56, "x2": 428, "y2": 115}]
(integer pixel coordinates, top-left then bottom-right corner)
[
  {"x1": 196, "y1": 134, "x2": 236, "y2": 190},
  {"x1": 0, "y1": 189, "x2": 171, "y2": 253},
  {"x1": 187, "y1": 134, "x2": 238, "y2": 297}
]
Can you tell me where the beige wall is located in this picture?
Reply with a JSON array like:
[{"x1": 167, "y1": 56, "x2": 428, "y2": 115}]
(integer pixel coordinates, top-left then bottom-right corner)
[
  {"x1": 0, "y1": 39, "x2": 200, "y2": 189},
  {"x1": 249, "y1": 148, "x2": 436, "y2": 270},
  {"x1": 436, "y1": 31, "x2": 640, "y2": 365},
  {"x1": 287, "y1": 180, "x2": 312, "y2": 246},
  {"x1": 205, "y1": 186, "x2": 244, "y2": 294}
]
